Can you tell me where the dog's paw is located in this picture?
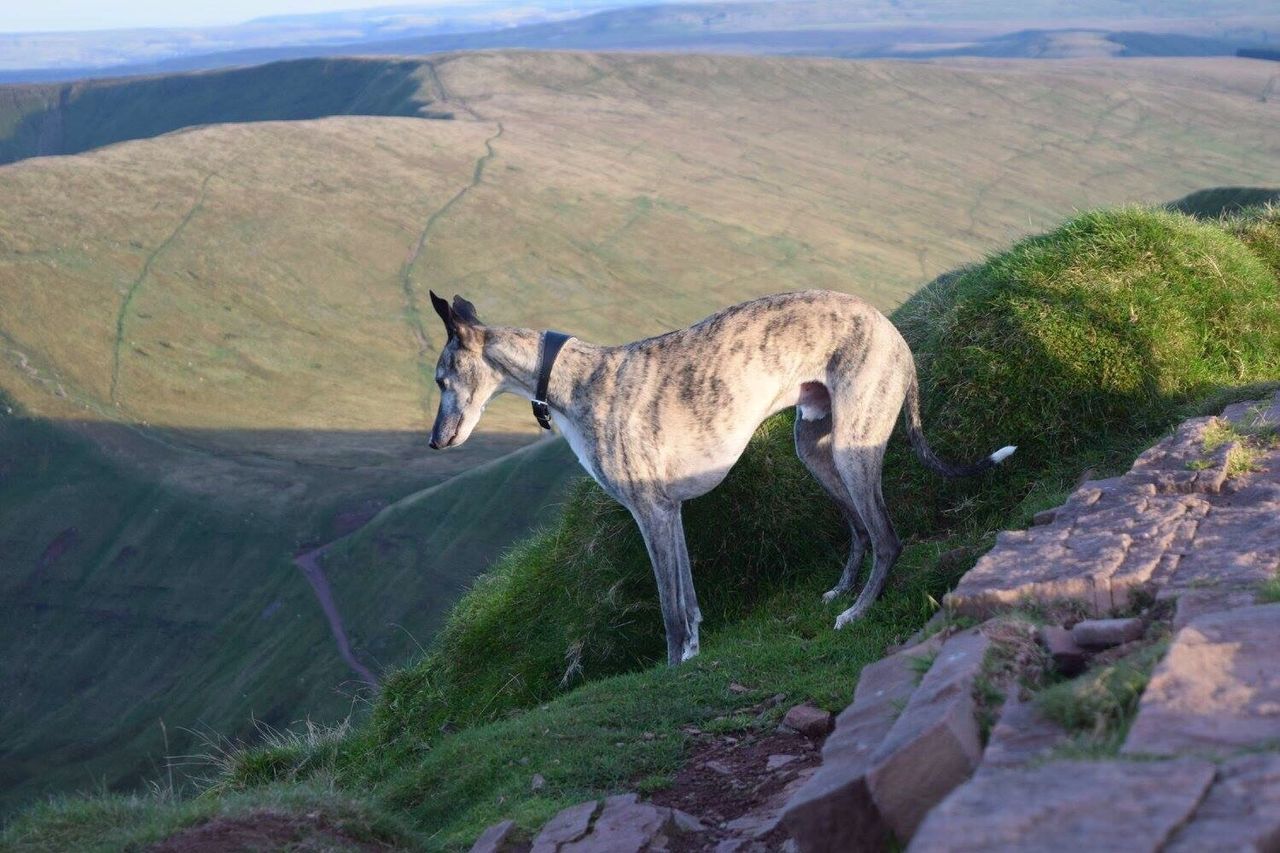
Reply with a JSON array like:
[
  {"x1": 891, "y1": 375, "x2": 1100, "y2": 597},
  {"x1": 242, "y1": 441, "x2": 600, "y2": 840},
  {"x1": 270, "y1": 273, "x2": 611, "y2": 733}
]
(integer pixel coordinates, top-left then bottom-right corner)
[
  {"x1": 821, "y1": 588, "x2": 841, "y2": 603},
  {"x1": 833, "y1": 607, "x2": 866, "y2": 630}
]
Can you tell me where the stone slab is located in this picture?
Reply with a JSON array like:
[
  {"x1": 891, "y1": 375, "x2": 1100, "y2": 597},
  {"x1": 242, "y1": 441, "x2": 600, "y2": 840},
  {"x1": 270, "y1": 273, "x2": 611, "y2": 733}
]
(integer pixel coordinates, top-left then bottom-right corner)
[
  {"x1": 531, "y1": 800, "x2": 598, "y2": 853},
  {"x1": 1165, "y1": 753, "x2": 1280, "y2": 852},
  {"x1": 1072, "y1": 617, "x2": 1144, "y2": 649},
  {"x1": 908, "y1": 759, "x2": 1216, "y2": 853},
  {"x1": 1124, "y1": 603, "x2": 1280, "y2": 757},
  {"x1": 471, "y1": 819, "x2": 526, "y2": 853},
  {"x1": 980, "y1": 695, "x2": 1068, "y2": 771},
  {"x1": 867, "y1": 630, "x2": 989, "y2": 840},
  {"x1": 780, "y1": 637, "x2": 942, "y2": 852}
]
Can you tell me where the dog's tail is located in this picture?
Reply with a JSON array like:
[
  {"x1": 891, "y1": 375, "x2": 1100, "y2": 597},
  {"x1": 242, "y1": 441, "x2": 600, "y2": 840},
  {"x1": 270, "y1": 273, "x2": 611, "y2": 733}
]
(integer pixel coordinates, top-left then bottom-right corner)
[{"x1": 902, "y1": 374, "x2": 1015, "y2": 478}]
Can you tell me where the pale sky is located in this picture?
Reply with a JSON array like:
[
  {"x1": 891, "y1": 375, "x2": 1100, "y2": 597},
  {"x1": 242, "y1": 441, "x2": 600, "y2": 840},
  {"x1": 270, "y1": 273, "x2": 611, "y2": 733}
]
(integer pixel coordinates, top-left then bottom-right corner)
[{"x1": 1, "y1": 1, "x2": 476, "y2": 33}]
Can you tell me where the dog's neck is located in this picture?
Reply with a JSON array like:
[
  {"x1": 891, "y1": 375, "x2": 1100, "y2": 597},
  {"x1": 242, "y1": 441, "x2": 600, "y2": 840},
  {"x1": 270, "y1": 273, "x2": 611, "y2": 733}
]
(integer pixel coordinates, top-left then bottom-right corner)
[{"x1": 484, "y1": 327, "x2": 598, "y2": 413}]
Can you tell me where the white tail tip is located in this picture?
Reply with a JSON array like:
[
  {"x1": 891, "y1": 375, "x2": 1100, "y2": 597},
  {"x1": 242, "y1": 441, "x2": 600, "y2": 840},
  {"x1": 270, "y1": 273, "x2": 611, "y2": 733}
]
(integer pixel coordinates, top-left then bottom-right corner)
[{"x1": 990, "y1": 445, "x2": 1016, "y2": 464}]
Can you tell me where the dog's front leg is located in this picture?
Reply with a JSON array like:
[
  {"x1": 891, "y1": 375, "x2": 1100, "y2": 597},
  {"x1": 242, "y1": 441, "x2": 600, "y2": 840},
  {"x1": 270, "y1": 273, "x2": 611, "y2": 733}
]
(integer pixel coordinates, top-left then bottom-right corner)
[{"x1": 629, "y1": 498, "x2": 701, "y2": 665}]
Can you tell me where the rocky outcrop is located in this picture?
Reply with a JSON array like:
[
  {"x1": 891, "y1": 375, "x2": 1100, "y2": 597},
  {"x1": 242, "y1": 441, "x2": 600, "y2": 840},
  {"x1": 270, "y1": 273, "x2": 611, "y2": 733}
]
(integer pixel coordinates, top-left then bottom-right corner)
[
  {"x1": 472, "y1": 392, "x2": 1280, "y2": 852},
  {"x1": 946, "y1": 392, "x2": 1280, "y2": 618}
]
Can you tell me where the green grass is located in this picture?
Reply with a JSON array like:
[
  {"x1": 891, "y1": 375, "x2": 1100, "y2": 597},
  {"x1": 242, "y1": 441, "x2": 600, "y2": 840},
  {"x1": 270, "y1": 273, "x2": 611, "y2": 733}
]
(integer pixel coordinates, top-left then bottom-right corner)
[
  {"x1": 0, "y1": 784, "x2": 421, "y2": 853},
  {"x1": 0, "y1": 399, "x2": 577, "y2": 817},
  {"x1": 10, "y1": 202, "x2": 1274, "y2": 849},
  {"x1": 1037, "y1": 640, "x2": 1169, "y2": 757}
]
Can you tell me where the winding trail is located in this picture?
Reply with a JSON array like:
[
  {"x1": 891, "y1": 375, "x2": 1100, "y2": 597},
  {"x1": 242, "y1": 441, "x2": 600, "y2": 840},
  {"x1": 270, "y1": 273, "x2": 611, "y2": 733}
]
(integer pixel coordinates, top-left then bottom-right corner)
[
  {"x1": 110, "y1": 173, "x2": 214, "y2": 405},
  {"x1": 294, "y1": 544, "x2": 379, "y2": 689},
  {"x1": 398, "y1": 122, "x2": 504, "y2": 406}
]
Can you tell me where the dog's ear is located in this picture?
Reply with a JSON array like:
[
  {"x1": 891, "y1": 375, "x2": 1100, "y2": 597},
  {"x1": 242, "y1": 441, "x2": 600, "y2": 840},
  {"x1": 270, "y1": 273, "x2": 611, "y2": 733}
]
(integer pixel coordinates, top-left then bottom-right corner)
[
  {"x1": 451, "y1": 295, "x2": 481, "y2": 326},
  {"x1": 430, "y1": 289, "x2": 461, "y2": 341}
]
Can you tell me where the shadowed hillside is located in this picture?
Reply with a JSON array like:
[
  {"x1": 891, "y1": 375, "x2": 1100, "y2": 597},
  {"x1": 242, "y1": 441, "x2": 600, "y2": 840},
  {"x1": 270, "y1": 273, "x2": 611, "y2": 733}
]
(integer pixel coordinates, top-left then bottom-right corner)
[
  {"x1": 0, "y1": 58, "x2": 448, "y2": 166},
  {"x1": 2, "y1": 51, "x2": 1279, "y2": 814}
]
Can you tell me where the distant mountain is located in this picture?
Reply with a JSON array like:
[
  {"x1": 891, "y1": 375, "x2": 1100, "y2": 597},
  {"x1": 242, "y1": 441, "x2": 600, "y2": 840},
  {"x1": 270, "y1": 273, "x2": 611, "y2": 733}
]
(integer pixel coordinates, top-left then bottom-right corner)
[{"x1": 1, "y1": 0, "x2": 1277, "y2": 82}]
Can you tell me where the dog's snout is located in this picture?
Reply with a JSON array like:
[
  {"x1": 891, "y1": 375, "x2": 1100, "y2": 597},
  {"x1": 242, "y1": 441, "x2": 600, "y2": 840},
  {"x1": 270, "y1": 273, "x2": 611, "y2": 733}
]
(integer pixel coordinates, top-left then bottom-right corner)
[{"x1": 429, "y1": 438, "x2": 440, "y2": 450}]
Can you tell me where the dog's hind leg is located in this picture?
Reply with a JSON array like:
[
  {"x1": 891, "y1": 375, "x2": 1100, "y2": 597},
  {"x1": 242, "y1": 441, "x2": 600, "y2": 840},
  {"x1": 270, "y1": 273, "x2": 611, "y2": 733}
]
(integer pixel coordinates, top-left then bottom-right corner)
[
  {"x1": 794, "y1": 412, "x2": 871, "y2": 603},
  {"x1": 830, "y1": 439, "x2": 901, "y2": 629},
  {"x1": 628, "y1": 499, "x2": 701, "y2": 665}
]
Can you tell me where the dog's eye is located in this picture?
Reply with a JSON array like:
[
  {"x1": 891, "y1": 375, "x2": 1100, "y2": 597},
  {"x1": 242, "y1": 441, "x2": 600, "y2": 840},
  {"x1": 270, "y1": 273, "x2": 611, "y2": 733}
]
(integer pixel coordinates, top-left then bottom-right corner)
[{"x1": 436, "y1": 377, "x2": 446, "y2": 391}]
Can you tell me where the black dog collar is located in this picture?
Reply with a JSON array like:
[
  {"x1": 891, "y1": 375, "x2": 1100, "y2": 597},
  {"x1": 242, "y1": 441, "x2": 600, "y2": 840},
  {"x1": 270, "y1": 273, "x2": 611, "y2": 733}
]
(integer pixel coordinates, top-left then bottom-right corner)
[{"x1": 532, "y1": 331, "x2": 572, "y2": 430}]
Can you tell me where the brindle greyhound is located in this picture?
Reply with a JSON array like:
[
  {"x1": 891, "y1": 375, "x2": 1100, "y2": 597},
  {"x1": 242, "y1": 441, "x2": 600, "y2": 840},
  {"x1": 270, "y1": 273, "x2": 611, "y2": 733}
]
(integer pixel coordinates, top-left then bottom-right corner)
[{"x1": 427, "y1": 289, "x2": 1014, "y2": 666}]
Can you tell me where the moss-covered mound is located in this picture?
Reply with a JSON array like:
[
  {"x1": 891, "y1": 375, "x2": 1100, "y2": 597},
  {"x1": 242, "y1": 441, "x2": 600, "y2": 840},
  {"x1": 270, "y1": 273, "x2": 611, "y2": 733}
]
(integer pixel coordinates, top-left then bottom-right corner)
[{"x1": 371, "y1": 205, "x2": 1280, "y2": 742}]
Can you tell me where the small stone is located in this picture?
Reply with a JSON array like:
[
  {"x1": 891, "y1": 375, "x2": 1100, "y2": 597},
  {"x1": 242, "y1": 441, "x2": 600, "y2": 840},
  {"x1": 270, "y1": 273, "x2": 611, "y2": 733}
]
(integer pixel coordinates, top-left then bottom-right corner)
[
  {"x1": 1071, "y1": 617, "x2": 1144, "y2": 649},
  {"x1": 766, "y1": 754, "x2": 798, "y2": 771},
  {"x1": 530, "y1": 773, "x2": 545, "y2": 792},
  {"x1": 728, "y1": 682, "x2": 750, "y2": 694},
  {"x1": 705, "y1": 759, "x2": 734, "y2": 776},
  {"x1": 559, "y1": 795, "x2": 704, "y2": 853},
  {"x1": 782, "y1": 704, "x2": 833, "y2": 739},
  {"x1": 531, "y1": 800, "x2": 599, "y2": 852},
  {"x1": 1032, "y1": 508, "x2": 1057, "y2": 526},
  {"x1": 469, "y1": 819, "x2": 524, "y2": 853},
  {"x1": 1037, "y1": 625, "x2": 1087, "y2": 676},
  {"x1": 642, "y1": 731, "x2": 656, "y2": 741}
]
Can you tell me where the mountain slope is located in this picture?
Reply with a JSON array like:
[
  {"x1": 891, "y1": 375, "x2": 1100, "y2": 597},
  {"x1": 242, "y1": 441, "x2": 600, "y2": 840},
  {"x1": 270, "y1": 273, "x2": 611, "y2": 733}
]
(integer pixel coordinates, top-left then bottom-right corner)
[{"x1": 1, "y1": 51, "x2": 1278, "y2": 812}]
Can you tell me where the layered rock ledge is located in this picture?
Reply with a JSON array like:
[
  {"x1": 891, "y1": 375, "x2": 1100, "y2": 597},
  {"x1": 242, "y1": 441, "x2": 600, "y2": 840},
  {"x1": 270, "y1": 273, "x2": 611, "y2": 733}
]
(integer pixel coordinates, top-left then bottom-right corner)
[{"x1": 472, "y1": 391, "x2": 1280, "y2": 852}]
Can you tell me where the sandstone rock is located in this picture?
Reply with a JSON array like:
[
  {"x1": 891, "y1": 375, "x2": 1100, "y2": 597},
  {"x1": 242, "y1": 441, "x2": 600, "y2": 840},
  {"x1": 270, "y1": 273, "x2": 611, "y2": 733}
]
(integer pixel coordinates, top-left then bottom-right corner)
[
  {"x1": 1037, "y1": 625, "x2": 1087, "y2": 676},
  {"x1": 1124, "y1": 603, "x2": 1280, "y2": 756},
  {"x1": 909, "y1": 759, "x2": 1215, "y2": 852},
  {"x1": 867, "y1": 629, "x2": 990, "y2": 841},
  {"x1": 1153, "y1": 480, "x2": 1280, "y2": 599},
  {"x1": 980, "y1": 695, "x2": 1068, "y2": 770},
  {"x1": 559, "y1": 794, "x2": 703, "y2": 853},
  {"x1": 766, "y1": 754, "x2": 798, "y2": 771},
  {"x1": 1166, "y1": 753, "x2": 1280, "y2": 852},
  {"x1": 471, "y1": 819, "x2": 527, "y2": 853},
  {"x1": 780, "y1": 637, "x2": 942, "y2": 852},
  {"x1": 1172, "y1": 587, "x2": 1258, "y2": 629},
  {"x1": 531, "y1": 773, "x2": 546, "y2": 792},
  {"x1": 782, "y1": 704, "x2": 833, "y2": 739},
  {"x1": 1031, "y1": 509, "x2": 1056, "y2": 526},
  {"x1": 1071, "y1": 617, "x2": 1144, "y2": 649},
  {"x1": 530, "y1": 800, "x2": 598, "y2": 853}
]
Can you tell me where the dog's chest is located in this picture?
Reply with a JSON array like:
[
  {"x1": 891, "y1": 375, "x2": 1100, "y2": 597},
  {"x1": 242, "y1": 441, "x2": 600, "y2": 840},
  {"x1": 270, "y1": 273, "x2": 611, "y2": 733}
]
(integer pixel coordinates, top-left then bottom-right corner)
[{"x1": 552, "y1": 411, "x2": 606, "y2": 490}]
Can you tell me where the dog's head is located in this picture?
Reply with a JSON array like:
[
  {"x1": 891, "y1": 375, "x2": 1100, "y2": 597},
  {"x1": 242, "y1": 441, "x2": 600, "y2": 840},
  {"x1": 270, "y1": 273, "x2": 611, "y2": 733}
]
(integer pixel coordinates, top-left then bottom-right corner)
[{"x1": 428, "y1": 292, "x2": 502, "y2": 449}]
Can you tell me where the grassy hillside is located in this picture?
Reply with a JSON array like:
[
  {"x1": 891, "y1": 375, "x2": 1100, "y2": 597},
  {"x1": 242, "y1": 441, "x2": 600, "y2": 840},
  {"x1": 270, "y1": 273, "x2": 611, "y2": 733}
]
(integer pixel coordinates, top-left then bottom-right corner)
[
  {"x1": 8, "y1": 202, "x2": 1276, "y2": 851},
  {"x1": 2, "y1": 52, "x2": 1279, "y2": 815},
  {"x1": 0, "y1": 398, "x2": 579, "y2": 813}
]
